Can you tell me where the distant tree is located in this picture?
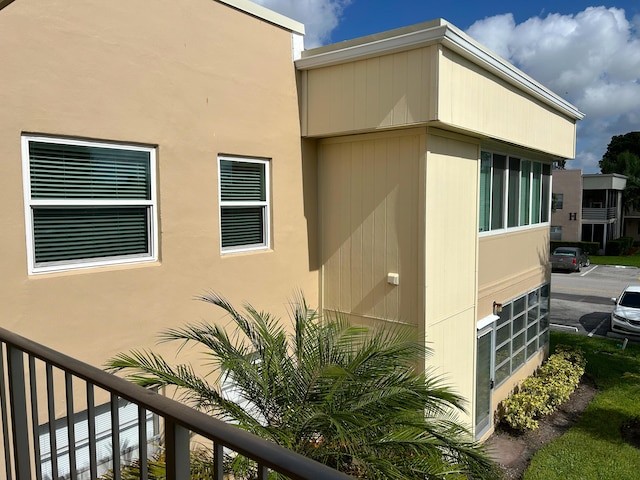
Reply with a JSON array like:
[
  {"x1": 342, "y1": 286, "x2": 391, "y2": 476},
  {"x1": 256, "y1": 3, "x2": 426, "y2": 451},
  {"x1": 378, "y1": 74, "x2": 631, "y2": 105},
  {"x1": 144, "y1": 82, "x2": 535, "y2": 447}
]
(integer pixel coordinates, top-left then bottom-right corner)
[
  {"x1": 618, "y1": 151, "x2": 640, "y2": 214},
  {"x1": 553, "y1": 159, "x2": 566, "y2": 170},
  {"x1": 599, "y1": 132, "x2": 640, "y2": 174}
]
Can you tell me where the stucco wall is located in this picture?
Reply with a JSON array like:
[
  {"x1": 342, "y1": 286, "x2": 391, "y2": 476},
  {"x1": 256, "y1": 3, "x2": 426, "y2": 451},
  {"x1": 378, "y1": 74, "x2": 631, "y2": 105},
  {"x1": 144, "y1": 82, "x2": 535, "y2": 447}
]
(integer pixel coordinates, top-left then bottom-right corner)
[{"x1": 0, "y1": 0, "x2": 318, "y2": 368}]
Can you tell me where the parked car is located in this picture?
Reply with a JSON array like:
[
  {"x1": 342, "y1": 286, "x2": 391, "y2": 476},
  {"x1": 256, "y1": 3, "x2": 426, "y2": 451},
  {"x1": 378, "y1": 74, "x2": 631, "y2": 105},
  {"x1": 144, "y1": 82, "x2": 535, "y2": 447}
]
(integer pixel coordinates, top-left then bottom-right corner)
[
  {"x1": 611, "y1": 285, "x2": 640, "y2": 335},
  {"x1": 550, "y1": 247, "x2": 590, "y2": 272}
]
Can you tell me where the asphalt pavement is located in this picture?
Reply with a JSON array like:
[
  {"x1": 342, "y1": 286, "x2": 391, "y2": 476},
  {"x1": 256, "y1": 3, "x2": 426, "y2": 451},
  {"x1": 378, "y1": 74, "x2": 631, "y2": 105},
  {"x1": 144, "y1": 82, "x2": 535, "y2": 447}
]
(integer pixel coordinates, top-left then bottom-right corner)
[{"x1": 550, "y1": 264, "x2": 640, "y2": 340}]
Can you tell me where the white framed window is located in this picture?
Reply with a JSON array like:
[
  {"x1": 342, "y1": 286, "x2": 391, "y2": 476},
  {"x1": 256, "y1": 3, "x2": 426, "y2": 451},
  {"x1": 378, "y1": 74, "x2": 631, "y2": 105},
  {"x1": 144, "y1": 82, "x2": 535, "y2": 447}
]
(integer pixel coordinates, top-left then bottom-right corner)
[
  {"x1": 22, "y1": 135, "x2": 157, "y2": 274},
  {"x1": 479, "y1": 151, "x2": 551, "y2": 234},
  {"x1": 218, "y1": 155, "x2": 270, "y2": 253}
]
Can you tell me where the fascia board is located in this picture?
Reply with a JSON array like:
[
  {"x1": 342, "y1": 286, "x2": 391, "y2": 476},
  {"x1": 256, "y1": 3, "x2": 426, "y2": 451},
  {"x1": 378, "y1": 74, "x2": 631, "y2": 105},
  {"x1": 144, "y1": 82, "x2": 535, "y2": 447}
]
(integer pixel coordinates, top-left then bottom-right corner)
[
  {"x1": 297, "y1": 20, "x2": 584, "y2": 121},
  {"x1": 217, "y1": 0, "x2": 304, "y2": 35}
]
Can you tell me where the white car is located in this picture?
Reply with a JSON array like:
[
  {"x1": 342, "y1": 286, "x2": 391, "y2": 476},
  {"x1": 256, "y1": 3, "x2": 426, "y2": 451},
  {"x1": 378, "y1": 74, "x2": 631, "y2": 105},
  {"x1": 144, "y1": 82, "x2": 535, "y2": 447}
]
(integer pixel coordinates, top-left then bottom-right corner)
[{"x1": 611, "y1": 285, "x2": 640, "y2": 335}]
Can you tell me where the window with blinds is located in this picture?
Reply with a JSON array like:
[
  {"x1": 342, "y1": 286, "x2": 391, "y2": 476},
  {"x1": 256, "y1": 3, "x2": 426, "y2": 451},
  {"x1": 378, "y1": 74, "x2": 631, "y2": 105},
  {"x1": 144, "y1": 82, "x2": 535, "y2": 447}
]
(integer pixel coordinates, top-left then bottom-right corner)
[
  {"x1": 22, "y1": 136, "x2": 157, "y2": 273},
  {"x1": 218, "y1": 156, "x2": 270, "y2": 253}
]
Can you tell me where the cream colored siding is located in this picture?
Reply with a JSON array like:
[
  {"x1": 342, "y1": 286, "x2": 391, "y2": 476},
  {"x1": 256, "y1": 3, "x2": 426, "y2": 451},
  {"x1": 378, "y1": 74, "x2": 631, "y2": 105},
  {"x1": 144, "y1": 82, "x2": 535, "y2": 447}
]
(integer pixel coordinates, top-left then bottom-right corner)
[
  {"x1": 424, "y1": 131, "x2": 479, "y2": 421},
  {"x1": 303, "y1": 47, "x2": 437, "y2": 137},
  {"x1": 477, "y1": 227, "x2": 550, "y2": 318},
  {"x1": 319, "y1": 130, "x2": 424, "y2": 327},
  {"x1": 438, "y1": 49, "x2": 576, "y2": 158}
]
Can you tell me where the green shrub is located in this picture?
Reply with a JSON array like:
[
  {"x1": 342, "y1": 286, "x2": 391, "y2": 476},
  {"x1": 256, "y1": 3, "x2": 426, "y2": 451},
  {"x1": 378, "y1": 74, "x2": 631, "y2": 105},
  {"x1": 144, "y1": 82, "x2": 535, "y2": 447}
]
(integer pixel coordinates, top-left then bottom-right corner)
[
  {"x1": 499, "y1": 347, "x2": 586, "y2": 432},
  {"x1": 605, "y1": 236, "x2": 634, "y2": 255}
]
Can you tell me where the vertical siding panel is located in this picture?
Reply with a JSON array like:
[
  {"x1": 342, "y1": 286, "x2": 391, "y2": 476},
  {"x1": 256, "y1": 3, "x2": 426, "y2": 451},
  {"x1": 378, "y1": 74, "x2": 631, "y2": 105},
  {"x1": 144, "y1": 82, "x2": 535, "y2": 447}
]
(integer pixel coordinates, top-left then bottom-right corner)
[
  {"x1": 353, "y1": 60, "x2": 368, "y2": 128},
  {"x1": 372, "y1": 138, "x2": 388, "y2": 318},
  {"x1": 320, "y1": 144, "x2": 341, "y2": 311},
  {"x1": 365, "y1": 58, "x2": 380, "y2": 128},
  {"x1": 338, "y1": 143, "x2": 351, "y2": 311},
  {"x1": 350, "y1": 143, "x2": 364, "y2": 312},
  {"x1": 406, "y1": 49, "x2": 423, "y2": 124},
  {"x1": 378, "y1": 55, "x2": 394, "y2": 127},
  {"x1": 385, "y1": 137, "x2": 400, "y2": 320},
  {"x1": 392, "y1": 52, "x2": 408, "y2": 125},
  {"x1": 338, "y1": 63, "x2": 355, "y2": 133},
  {"x1": 360, "y1": 139, "x2": 376, "y2": 317},
  {"x1": 397, "y1": 134, "x2": 420, "y2": 325}
]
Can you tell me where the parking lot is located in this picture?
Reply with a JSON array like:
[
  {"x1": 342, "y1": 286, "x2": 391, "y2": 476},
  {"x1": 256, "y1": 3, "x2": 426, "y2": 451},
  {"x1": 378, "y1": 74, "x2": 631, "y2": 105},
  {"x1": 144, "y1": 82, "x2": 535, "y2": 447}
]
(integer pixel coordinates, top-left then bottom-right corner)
[{"x1": 551, "y1": 264, "x2": 640, "y2": 339}]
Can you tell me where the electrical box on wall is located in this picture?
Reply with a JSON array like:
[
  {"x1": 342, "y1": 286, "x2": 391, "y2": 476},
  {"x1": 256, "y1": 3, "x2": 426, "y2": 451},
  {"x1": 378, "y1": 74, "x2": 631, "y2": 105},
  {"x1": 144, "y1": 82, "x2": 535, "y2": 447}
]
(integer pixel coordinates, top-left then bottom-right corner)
[{"x1": 387, "y1": 273, "x2": 399, "y2": 285}]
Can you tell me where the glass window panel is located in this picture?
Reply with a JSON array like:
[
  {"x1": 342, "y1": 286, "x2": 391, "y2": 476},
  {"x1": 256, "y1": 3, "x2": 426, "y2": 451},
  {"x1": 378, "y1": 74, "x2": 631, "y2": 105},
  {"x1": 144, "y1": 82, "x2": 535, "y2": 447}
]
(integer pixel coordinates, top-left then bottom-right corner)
[
  {"x1": 496, "y1": 342, "x2": 511, "y2": 365},
  {"x1": 541, "y1": 284, "x2": 550, "y2": 315},
  {"x1": 497, "y1": 303, "x2": 511, "y2": 326},
  {"x1": 512, "y1": 331, "x2": 526, "y2": 351},
  {"x1": 29, "y1": 142, "x2": 151, "y2": 200},
  {"x1": 33, "y1": 207, "x2": 149, "y2": 264},
  {"x1": 527, "y1": 322, "x2": 538, "y2": 342},
  {"x1": 513, "y1": 296, "x2": 526, "y2": 316},
  {"x1": 496, "y1": 324, "x2": 511, "y2": 346},
  {"x1": 508, "y1": 157, "x2": 520, "y2": 227},
  {"x1": 532, "y1": 162, "x2": 542, "y2": 223},
  {"x1": 539, "y1": 329, "x2": 550, "y2": 347},
  {"x1": 528, "y1": 305, "x2": 539, "y2": 325},
  {"x1": 542, "y1": 164, "x2": 551, "y2": 222},
  {"x1": 479, "y1": 153, "x2": 492, "y2": 232},
  {"x1": 528, "y1": 290, "x2": 540, "y2": 306},
  {"x1": 513, "y1": 314, "x2": 525, "y2": 334},
  {"x1": 491, "y1": 154, "x2": 506, "y2": 230},
  {"x1": 495, "y1": 362, "x2": 510, "y2": 385},
  {"x1": 540, "y1": 314, "x2": 549, "y2": 330},
  {"x1": 512, "y1": 348, "x2": 525, "y2": 370},
  {"x1": 526, "y1": 340, "x2": 537, "y2": 358},
  {"x1": 520, "y1": 160, "x2": 531, "y2": 225},
  {"x1": 221, "y1": 207, "x2": 265, "y2": 248}
]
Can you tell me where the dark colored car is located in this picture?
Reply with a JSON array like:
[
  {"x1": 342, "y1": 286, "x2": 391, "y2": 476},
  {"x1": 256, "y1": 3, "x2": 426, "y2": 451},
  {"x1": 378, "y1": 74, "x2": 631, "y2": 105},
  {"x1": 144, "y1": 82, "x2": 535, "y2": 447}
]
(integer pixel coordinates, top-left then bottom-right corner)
[{"x1": 550, "y1": 247, "x2": 590, "y2": 272}]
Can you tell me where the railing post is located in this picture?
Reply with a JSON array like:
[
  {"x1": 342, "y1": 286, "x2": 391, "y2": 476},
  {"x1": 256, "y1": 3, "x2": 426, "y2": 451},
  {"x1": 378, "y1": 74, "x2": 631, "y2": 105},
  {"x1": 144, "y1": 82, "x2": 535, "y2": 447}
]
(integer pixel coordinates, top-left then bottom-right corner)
[
  {"x1": 7, "y1": 346, "x2": 32, "y2": 479},
  {"x1": 165, "y1": 420, "x2": 190, "y2": 480}
]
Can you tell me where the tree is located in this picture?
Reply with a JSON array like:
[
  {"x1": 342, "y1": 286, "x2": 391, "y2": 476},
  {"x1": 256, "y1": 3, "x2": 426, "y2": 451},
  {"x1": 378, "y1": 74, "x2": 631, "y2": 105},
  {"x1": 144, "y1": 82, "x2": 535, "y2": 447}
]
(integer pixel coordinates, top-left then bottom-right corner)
[
  {"x1": 599, "y1": 132, "x2": 640, "y2": 174},
  {"x1": 107, "y1": 292, "x2": 497, "y2": 480}
]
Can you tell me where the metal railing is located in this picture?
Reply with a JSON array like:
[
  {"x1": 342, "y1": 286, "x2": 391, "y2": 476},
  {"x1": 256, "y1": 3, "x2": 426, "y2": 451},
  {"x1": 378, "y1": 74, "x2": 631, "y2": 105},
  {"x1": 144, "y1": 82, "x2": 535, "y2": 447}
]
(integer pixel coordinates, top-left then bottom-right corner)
[
  {"x1": 582, "y1": 207, "x2": 617, "y2": 220},
  {"x1": 0, "y1": 326, "x2": 352, "y2": 480}
]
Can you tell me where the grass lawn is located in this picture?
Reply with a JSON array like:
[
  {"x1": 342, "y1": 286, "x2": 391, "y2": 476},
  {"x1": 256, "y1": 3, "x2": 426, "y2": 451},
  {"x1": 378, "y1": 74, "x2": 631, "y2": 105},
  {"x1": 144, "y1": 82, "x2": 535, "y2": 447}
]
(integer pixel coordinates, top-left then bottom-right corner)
[
  {"x1": 523, "y1": 332, "x2": 640, "y2": 480},
  {"x1": 590, "y1": 250, "x2": 640, "y2": 268}
]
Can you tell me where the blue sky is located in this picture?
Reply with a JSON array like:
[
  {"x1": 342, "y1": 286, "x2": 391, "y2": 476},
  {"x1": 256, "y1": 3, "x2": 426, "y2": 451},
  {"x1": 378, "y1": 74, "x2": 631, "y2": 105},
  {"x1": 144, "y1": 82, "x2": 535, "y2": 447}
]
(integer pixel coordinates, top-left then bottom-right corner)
[{"x1": 255, "y1": 1, "x2": 640, "y2": 173}]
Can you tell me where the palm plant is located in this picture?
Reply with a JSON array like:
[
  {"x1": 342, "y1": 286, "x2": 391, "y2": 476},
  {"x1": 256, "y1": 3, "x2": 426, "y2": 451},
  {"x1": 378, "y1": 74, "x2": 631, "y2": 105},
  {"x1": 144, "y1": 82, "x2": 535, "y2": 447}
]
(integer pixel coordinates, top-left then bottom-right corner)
[{"x1": 106, "y1": 292, "x2": 497, "y2": 479}]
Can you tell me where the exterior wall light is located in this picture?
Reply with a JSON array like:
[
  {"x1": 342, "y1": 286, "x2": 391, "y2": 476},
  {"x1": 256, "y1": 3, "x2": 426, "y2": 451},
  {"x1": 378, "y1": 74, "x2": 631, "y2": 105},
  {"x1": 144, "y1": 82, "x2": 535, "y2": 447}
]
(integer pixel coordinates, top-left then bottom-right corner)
[{"x1": 493, "y1": 302, "x2": 503, "y2": 315}]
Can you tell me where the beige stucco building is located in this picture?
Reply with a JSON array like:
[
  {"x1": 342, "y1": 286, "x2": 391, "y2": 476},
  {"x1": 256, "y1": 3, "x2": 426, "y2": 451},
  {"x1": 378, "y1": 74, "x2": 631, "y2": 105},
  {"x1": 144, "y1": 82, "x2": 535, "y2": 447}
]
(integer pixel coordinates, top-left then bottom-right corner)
[{"x1": 0, "y1": 0, "x2": 582, "y2": 469}]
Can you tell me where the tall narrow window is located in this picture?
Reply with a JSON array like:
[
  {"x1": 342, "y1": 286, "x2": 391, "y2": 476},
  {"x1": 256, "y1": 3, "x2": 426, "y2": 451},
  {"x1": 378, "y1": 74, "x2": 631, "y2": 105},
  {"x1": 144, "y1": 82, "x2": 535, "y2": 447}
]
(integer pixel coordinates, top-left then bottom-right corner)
[
  {"x1": 520, "y1": 160, "x2": 531, "y2": 226},
  {"x1": 491, "y1": 154, "x2": 506, "y2": 230},
  {"x1": 541, "y1": 164, "x2": 551, "y2": 222},
  {"x1": 507, "y1": 157, "x2": 520, "y2": 227},
  {"x1": 219, "y1": 156, "x2": 270, "y2": 253},
  {"x1": 22, "y1": 136, "x2": 157, "y2": 274},
  {"x1": 479, "y1": 153, "x2": 492, "y2": 232},
  {"x1": 531, "y1": 162, "x2": 542, "y2": 223}
]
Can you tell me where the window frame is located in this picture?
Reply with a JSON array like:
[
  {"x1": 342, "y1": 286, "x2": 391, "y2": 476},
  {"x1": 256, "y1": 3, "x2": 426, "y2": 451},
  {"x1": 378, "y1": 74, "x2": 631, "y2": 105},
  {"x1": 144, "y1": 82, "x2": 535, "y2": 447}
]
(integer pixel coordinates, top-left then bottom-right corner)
[
  {"x1": 479, "y1": 150, "x2": 551, "y2": 236},
  {"x1": 218, "y1": 155, "x2": 271, "y2": 254},
  {"x1": 493, "y1": 284, "x2": 550, "y2": 388},
  {"x1": 21, "y1": 135, "x2": 158, "y2": 275}
]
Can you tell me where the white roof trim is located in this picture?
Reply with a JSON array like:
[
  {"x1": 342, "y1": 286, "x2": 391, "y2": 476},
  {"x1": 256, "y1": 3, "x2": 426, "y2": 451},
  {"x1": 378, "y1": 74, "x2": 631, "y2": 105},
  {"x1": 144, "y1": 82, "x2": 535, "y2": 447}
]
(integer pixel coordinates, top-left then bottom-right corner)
[
  {"x1": 217, "y1": 0, "x2": 304, "y2": 35},
  {"x1": 296, "y1": 19, "x2": 584, "y2": 120},
  {"x1": 477, "y1": 314, "x2": 499, "y2": 330}
]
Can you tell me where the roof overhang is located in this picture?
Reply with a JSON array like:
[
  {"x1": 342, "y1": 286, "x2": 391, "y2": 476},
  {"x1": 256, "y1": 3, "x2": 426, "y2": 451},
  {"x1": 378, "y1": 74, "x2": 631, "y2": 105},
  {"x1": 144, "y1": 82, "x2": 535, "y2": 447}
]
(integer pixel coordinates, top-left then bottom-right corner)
[{"x1": 296, "y1": 19, "x2": 584, "y2": 121}]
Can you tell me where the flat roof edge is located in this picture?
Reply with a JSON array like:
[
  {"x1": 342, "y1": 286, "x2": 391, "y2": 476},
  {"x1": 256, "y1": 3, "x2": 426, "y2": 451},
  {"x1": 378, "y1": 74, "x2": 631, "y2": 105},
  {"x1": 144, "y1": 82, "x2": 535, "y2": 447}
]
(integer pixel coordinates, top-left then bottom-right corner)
[
  {"x1": 297, "y1": 19, "x2": 584, "y2": 121},
  {"x1": 216, "y1": 0, "x2": 305, "y2": 35}
]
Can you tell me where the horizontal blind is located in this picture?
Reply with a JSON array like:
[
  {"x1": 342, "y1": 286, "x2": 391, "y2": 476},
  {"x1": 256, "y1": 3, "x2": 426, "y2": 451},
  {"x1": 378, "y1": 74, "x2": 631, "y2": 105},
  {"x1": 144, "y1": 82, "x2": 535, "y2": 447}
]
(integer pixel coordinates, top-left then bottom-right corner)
[
  {"x1": 220, "y1": 160, "x2": 265, "y2": 201},
  {"x1": 221, "y1": 207, "x2": 264, "y2": 248},
  {"x1": 33, "y1": 207, "x2": 149, "y2": 263},
  {"x1": 29, "y1": 142, "x2": 150, "y2": 199}
]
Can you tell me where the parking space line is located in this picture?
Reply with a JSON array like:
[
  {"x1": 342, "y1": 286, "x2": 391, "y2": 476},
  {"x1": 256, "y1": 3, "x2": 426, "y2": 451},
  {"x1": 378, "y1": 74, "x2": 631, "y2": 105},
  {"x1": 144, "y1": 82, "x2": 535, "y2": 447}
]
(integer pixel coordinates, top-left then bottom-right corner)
[
  {"x1": 580, "y1": 265, "x2": 597, "y2": 277},
  {"x1": 588, "y1": 317, "x2": 608, "y2": 337}
]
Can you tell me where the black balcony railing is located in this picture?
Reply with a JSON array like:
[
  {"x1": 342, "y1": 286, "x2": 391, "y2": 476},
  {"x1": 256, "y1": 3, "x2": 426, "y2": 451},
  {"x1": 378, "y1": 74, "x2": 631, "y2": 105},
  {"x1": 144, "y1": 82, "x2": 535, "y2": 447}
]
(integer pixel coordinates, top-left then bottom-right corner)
[{"x1": 0, "y1": 326, "x2": 352, "y2": 480}]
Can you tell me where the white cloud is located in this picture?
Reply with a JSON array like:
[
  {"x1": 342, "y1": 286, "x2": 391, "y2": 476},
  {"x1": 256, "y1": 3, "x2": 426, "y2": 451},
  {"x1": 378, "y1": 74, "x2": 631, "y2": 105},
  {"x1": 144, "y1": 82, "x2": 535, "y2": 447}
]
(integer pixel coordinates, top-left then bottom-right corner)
[
  {"x1": 251, "y1": 0, "x2": 351, "y2": 48},
  {"x1": 467, "y1": 7, "x2": 640, "y2": 173}
]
